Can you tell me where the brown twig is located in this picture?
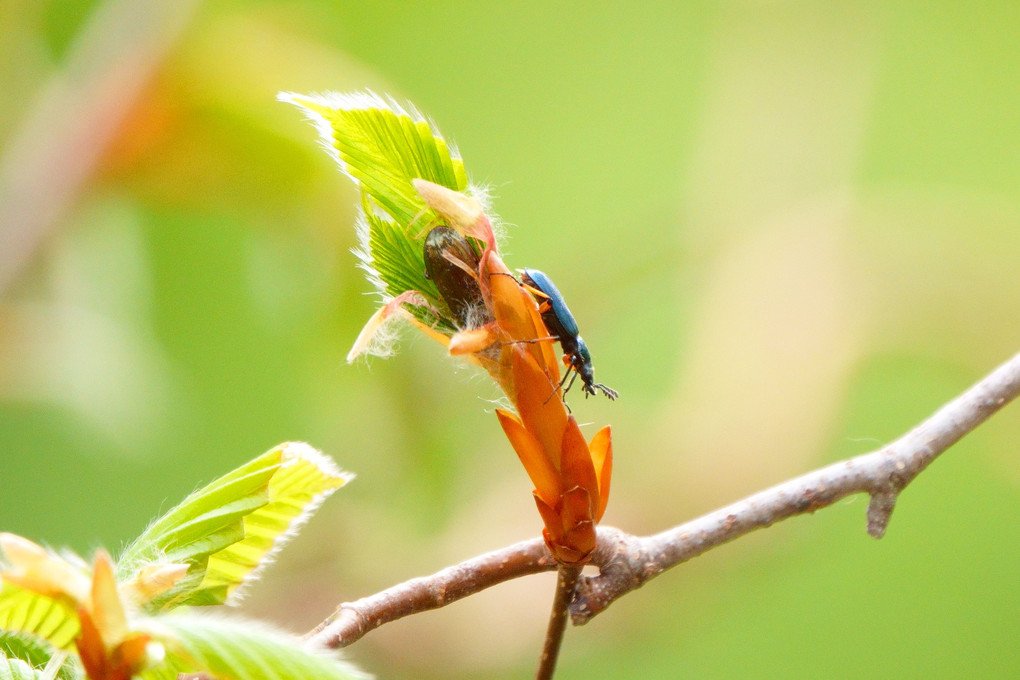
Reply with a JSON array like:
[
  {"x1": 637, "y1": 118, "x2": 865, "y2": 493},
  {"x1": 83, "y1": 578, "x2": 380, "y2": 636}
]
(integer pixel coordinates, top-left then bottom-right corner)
[
  {"x1": 307, "y1": 350, "x2": 1020, "y2": 647},
  {"x1": 306, "y1": 537, "x2": 556, "y2": 649},
  {"x1": 535, "y1": 565, "x2": 582, "y2": 680},
  {"x1": 572, "y1": 348, "x2": 1020, "y2": 622}
]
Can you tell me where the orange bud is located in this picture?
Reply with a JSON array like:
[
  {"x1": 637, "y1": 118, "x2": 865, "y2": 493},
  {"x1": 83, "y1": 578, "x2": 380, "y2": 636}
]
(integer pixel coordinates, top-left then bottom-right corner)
[
  {"x1": 588, "y1": 426, "x2": 613, "y2": 522},
  {"x1": 87, "y1": 550, "x2": 127, "y2": 650},
  {"x1": 558, "y1": 418, "x2": 600, "y2": 508},
  {"x1": 509, "y1": 348, "x2": 568, "y2": 469},
  {"x1": 496, "y1": 409, "x2": 561, "y2": 505},
  {"x1": 478, "y1": 249, "x2": 615, "y2": 566}
]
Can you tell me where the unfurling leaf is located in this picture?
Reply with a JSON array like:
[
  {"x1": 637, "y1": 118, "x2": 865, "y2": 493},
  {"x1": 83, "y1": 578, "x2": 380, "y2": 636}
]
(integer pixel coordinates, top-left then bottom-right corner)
[
  {"x1": 117, "y1": 443, "x2": 352, "y2": 611},
  {"x1": 0, "y1": 583, "x2": 80, "y2": 651},
  {"x1": 280, "y1": 90, "x2": 498, "y2": 354},
  {"x1": 279, "y1": 91, "x2": 467, "y2": 228}
]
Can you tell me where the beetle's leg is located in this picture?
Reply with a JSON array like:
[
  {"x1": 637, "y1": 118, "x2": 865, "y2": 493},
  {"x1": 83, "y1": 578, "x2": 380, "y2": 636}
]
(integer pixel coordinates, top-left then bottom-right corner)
[
  {"x1": 540, "y1": 365, "x2": 577, "y2": 411},
  {"x1": 504, "y1": 336, "x2": 558, "y2": 347},
  {"x1": 521, "y1": 283, "x2": 550, "y2": 301},
  {"x1": 564, "y1": 367, "x2": 580, "y2": 393},
  {"x1": 544, "y1": 365, "x2": 578, "y2": 402}
]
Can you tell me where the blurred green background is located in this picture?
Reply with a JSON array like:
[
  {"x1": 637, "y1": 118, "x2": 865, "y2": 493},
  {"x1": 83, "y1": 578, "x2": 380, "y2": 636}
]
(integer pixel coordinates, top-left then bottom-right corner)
[{"x1": 1, "y1": 0, "x2": 1018, "y2": 677}]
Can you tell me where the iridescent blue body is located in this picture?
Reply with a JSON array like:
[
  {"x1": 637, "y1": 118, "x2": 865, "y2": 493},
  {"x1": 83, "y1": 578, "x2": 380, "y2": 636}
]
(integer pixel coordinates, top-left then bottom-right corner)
[{"x1": 521, "y1": 268, "x2": 618, "y2": 401}]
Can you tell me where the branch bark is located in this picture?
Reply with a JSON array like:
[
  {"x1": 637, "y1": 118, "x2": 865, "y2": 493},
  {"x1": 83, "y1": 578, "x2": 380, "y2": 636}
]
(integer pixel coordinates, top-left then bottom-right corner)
[
  {"x1": 535, "y1": 565, "x2": 582, "y2": 680},
  {"x1": 306, "y1": 537, "x2": 555, "y2": 648},
  {"x1": 307, "y1": 350, "x2": 1020, "y2": 647}
]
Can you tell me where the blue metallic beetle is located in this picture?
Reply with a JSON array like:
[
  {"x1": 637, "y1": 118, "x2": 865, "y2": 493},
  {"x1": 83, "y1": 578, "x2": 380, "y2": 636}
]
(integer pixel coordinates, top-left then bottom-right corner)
[{"x1": 520, "y1": 268, "x2": 618, "y2": 401}]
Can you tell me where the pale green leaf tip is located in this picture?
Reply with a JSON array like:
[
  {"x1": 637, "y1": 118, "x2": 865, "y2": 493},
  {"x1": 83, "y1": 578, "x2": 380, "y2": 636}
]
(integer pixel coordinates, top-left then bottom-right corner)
[
  {"x1": 207, "y1": 442, "x2": 352, "y2": 606},
  {"x1": 277, "y1": 91, "x2": 336, "y2": 122},
  {"x1": 277, "y1": 89, "x2": 422, "y2": 116},
  {"x1": 276, "y1": 441, "x2": 354, "y2": 488}
]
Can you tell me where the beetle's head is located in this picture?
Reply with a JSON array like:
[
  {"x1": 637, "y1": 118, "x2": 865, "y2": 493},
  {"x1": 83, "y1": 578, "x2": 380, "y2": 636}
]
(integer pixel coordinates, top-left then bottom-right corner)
[
  {"x1": 573, "y1": 337, "x2": 598, "y2": 393},
  {"x1": 572, "y1": 337, "x2": 618, "y2": 401}
]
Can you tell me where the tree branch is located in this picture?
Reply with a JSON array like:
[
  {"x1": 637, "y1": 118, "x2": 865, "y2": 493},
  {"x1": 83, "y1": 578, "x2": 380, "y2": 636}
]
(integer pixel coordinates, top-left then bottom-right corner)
[
  {"x1": 572, "y1": 348, "x2": 1020, "y2": 622},
  {"x1": 306, "y1": 537, "x2": 555, "y2": 648},
  {"x1": 535, "y1": 565, "x2": 582, "y2": 680},
  {"x1": 307, "y1": 350, "x2": 1020, "y2": 647}
]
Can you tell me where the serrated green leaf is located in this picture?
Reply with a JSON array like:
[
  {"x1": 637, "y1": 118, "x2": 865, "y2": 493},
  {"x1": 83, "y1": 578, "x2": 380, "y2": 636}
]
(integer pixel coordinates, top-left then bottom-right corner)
[
  {"x1": 0, "y1": 632, "x2": 80, "y2": 680},
  {"x1": 118, "y1": 443, "x2": 352, "y2": 611},
  {"x1": 364, "y1": 209, "x2": 442, "y2": 306},
  {"x1": 280, "y1": 92, "x2": 467, "y2": 228},
  {"x1": 0, "y1": 633, "x2": 52, "y2": 672},
  {"x1": 142, "y1": 613, "x2": 366, "y2": 680},
  {"x1": 158, "y1": 498, "x2": 265, "y2": 560},
  {"x1": 0, "y1": 586, "x2": 78, "y2": 651},
  {"x1": 280, "y1": 91, "x2": 481, "y2": 314}
]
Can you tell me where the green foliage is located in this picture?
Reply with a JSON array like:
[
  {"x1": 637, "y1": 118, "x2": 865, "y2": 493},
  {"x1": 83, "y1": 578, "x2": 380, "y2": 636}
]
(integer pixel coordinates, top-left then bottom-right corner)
[
  {"x1": 117, "y1": 443, "x2": 351, "y2": 611},
  {"x1": 362, "y1": 207, "x2": 442, "y2": 304},
  {"x1": 0, "y1": 585, "x2": 79, "y2": 651},
  {"x1": 142, "y1": 613, "x2": 365, "y2": 680},
  {"x1": 0, "y1": 632, "x2": 78, "y2": 680},
  {"x1": 281, "y1": 91, "x2": 467, "y2": 227},
  {"x1": 280, "y1": 91, "x2": 480, "y2": 321},
  {"x1": 0, "y1": 446, "x2": 358, "y2": 679},
  {"x1": 0, "y1": 652, "x2": 48, "y2": 680},
  {"x1": 5, "y1": 3, "x2": 1020, "y2": 678}
]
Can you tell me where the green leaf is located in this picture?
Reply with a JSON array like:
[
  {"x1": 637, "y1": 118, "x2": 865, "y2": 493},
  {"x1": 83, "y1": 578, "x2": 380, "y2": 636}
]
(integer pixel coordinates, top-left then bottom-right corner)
[
  {"x1": 362, "y1": 207, "x2": 443, "y2": 309},
  {"x1": 136, "y1": 652, "x2": 189, "y2": 680},
  {"x1": 0, "y1": 632, "x2": 80, "y2": 680},
  {"x1": 280, "y1": 90, "x2": 489, "y2": 318},
  {"x1": 0, "y1": 586, "x2": 78, "y2": 651},
  {"x1": 280, "y1": 91, "x2": 467, "y2": 228},
  {"x1": 118, "y1": 443, "x2": 352, "y2": 611},
  {"x1": 0, "y1": 652, "x2": 51, "y2": 680},
  {"x1": 141, "y1": 613, "x2": 366, "y2": 680}
]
